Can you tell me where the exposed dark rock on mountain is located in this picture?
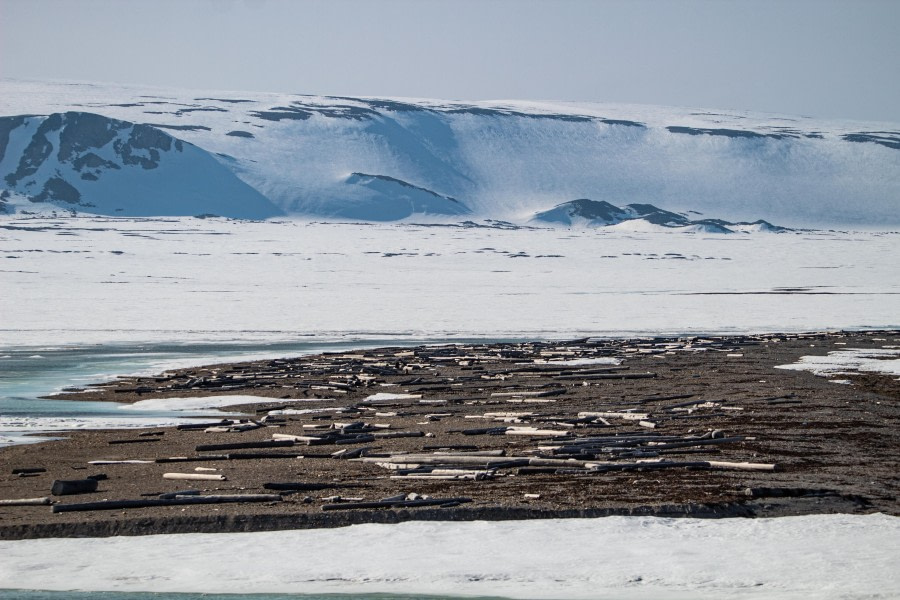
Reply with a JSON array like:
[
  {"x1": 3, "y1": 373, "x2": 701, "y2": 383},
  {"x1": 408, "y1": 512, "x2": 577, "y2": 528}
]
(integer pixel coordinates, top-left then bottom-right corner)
[
  {"x1": 533, "y1": 199, "x2": 790, "y2": 233},
  {"x1": 0, "y1": 112, "x2": 282, "y2": 218}
]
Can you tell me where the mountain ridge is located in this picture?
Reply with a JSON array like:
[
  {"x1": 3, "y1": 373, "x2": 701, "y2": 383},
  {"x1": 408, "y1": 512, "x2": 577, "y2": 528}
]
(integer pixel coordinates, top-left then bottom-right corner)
[
  {"x1": 0, "y1": 111, "x2": 281, "y2": 218},
  {"x1": 1, "y1": 80, "x2": 898, "y2": 227},
  {"x1": 532, "y1": 199, "x2": 788, "y2": 233}
]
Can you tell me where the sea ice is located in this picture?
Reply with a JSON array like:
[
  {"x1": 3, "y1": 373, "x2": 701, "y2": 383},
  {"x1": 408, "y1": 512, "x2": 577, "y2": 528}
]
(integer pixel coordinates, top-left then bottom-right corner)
[{"x1": 2, "y1": 219, "x2": 897, "y2": 349}]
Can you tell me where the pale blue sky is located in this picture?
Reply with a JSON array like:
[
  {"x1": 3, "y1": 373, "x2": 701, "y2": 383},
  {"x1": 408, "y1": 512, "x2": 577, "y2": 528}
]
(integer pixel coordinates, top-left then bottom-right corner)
[{"x1": 2, "y1": 0, "x2": 898, "y2": 121}]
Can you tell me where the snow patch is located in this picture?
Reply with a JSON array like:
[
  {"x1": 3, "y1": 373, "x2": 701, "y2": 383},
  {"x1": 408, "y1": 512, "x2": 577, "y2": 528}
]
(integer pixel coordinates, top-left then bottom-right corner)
[
  {"x1": 776, "y1": 348, "x2": 900, "y2": 377},
  {"x1": 122, "y1": 394, "x2": 325, "y2": 412}
]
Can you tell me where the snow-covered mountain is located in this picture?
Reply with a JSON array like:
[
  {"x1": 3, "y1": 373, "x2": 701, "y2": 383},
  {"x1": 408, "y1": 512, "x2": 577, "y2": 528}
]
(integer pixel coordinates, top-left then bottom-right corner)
[
  {"x1": 1, "y1": 79, "x2": 898, "y2": 226},
  {"x1": 0, "y1": 111, "x2": 280, "y2": 218}
]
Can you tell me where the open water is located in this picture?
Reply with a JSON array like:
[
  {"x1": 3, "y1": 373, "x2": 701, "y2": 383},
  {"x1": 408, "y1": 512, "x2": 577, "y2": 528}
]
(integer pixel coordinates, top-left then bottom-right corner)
[
  {"x1": 0, "y1": 339, "x2": 397, "y2": 446},
  {"x1": 0, "y1": 337, "x2": 518, "y2": 446}
]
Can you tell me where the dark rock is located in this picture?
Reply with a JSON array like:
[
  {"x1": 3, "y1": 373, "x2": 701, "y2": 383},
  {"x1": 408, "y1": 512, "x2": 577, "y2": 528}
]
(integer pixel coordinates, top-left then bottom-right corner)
[
  {"x1": 5, "y1": 114, "x2": 61, "y2": 186},
  {"x1": 0, "y1": 115, "x2": 27, "y2": 164},
  {"x1": 34, "y1": 177, "x2": 81, "y2": 204},
  {"x1": 72, "y1": 152, "x2": 120, "y2": 172},
  {"x1": 667, "y1": 126, "x2": 769, "y2": 140},
  {"x1": 147, "y1": 123, "x2": 212, "y2": 132},
  {"x1": 843, "y1": 132, "x2": 900, "y2": 151},
  {"x1": 57, "y1": 112, "x2": 121, "y2": 162}
]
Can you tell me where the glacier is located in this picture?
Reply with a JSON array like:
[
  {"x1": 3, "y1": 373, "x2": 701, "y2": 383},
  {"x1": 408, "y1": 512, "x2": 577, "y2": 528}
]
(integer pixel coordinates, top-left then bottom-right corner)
[{"x1": 1, "y1": 79, "x2": 899, "y2": 226}]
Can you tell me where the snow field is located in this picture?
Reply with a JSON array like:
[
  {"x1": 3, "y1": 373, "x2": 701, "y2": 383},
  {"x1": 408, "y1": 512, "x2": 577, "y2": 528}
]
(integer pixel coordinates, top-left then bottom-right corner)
[
  {"x1": 1, "y1": 218, "x2": 897, "y2": 348},
  {"x1": 777, "y1": 348, "x2": 900, "y2": 378},
  {"x1": 0, "y1": 514, "x2": 897, "y2": 599}
]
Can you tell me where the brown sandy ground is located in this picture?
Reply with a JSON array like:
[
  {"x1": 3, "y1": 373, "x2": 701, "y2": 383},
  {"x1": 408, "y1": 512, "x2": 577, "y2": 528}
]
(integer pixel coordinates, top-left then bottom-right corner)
[{"x1": 1, "y1": 330, "x2": 898, "y2": 539}]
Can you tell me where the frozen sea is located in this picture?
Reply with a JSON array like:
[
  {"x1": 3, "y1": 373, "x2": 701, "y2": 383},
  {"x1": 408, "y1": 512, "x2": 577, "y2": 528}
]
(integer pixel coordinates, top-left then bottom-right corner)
[{"x1": 2, "y1": 217, "x2": 898, "y2": 348}]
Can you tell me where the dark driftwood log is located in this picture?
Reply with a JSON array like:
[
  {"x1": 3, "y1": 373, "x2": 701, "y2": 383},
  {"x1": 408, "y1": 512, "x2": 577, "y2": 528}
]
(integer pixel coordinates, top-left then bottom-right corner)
[
  {"x1": 643, "y1": 436, "x2": 745, "y2": 450},
  {"x1": 321, "y1": 497, "x2": 472, "y2": 511},
  {"x1": 372, "y1": 431, "x2": 425, "y2": 439},
  {"x1": 51, "y1": 479, "x2": 99, "y2": 496},
  {"x1": 458, "y1": 427, "x2": 509, "y2": 436},
  {"x1": 334, "y1": 434, "x2": 375, "y2": 445},
  {"x1": 195, "y1": 440, "x2": 295, "y2": 452},
  {"x1": 330, "y1": 447, "x2": 371, "y2": 460},
  {"x1": 51, "y1": 494, "x2": 283, "y2": 513},
  {"x1": 176, "y1": 421, "x2": 231, "y2": 431},
  {"x1": 11, "y1": 468, "x2": 46, "y2": 475},
  {"x1": 490, "y1": 388, "x2": 566, "y2": 398},
  {"x1": 155, "y1": 455, "x2": 230, "y2": 463},
  {"x1": 158, "y1": 490, "x2": 200, "y2": 499}
]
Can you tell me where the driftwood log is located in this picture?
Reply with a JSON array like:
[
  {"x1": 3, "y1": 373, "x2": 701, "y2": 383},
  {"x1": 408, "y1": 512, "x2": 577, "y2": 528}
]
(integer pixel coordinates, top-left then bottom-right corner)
[
  {"x1": 52, "y1": 494, "x2": 282, "y2": 513},
  {"x1": 321, "y1": 497, "x2": 472, "y2": 511},
  {"x1": 51, "y1": 479, "x2": 98, "y2": 496},
  {"x1": 0, "y1": 497, "x2": 52, "y2": 506},
  {"x1": 162, "y1": 473, "x2": 226, "y2": 481}
]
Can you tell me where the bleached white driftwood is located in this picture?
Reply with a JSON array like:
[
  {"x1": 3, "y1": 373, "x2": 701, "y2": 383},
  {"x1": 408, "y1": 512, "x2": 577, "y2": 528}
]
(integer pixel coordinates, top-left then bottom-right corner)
[
  {"x1": 578, "y1": 411, "x2": 650, "y2": 421},
  {"x1": 527, "y1": 457, "x2": 590, "y2": 468},
  {"x1": 0, "y1": 497, "x2": 52, "y2": 506},
  {"x1": 271, "y1": 433, "x2": 322, "y2": 442},
  {"x1": 431, "y1": 450, "x2": 505, "y2": 457},
  {"x1": 163, "y1": 472, "x2": 226, "y2": 481},
  {"x1": 505, "y1": 427, "x2": 572, "y2": 437},
  {"x1": 705, "y1": 460, "x2": 776, "y2": 471},
  {"x1": 483, "y1": 411, "x2": 535, "y2": 418}
]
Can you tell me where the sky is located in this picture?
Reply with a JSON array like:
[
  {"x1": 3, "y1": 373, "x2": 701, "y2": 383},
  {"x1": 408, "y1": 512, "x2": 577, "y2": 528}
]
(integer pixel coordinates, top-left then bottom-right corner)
[{"x1": 1, "y1": 0, "x2": 899, "y2": 122}]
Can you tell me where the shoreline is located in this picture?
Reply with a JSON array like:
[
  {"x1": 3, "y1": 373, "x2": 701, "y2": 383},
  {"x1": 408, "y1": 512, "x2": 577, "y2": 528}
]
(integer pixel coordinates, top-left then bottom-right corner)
[{"x1": 1, "y1": 330, "x2": 898, "y2": 539}]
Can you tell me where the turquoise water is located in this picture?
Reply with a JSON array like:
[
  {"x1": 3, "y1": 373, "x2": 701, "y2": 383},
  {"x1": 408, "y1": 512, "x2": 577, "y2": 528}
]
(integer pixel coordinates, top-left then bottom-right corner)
[
  {"x1": 1, "y1": 339, "x2": 410, "y2": 405},
  {"x1": 0, "y1": 339, "x2": 403, "y2": 444},
  {"x1": 0, "y1": 337, "x2": 520, "y2": 445}
]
